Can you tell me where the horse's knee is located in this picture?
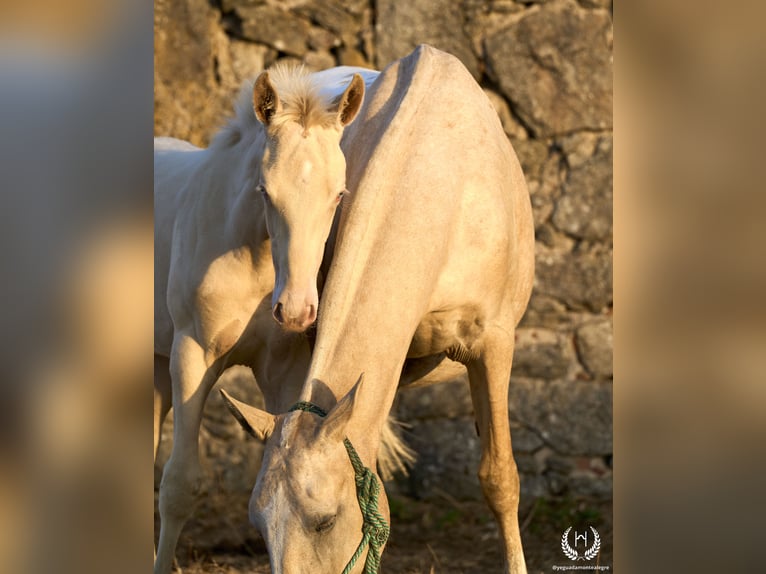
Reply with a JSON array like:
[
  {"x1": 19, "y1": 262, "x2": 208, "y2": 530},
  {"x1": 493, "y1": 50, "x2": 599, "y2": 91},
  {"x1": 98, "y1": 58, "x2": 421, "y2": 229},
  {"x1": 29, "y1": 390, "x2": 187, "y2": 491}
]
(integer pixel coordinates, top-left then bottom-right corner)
[
  {"x1": 478, "y1": 456, "x2": 520, "y2": 508},
  {"x1": 159, "y1": 458, "x2": 203, "y2": 520}
]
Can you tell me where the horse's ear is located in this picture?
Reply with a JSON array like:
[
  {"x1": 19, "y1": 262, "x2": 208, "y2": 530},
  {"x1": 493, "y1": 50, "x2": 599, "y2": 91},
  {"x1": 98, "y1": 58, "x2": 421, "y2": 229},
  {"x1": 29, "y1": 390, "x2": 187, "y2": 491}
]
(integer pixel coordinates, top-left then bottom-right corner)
[
  {"x1": 320, "y1": 373, "x2": 365, "y2": 441},
  {"x1": 253, "y1": 71, "x2": 281, "y2": 126},
  {"x1": 220, "y1": 389, "x2": 275, "y2": 441},
  {"x1": 336, "y1": 74, "x2": 365, "y2": 128}
]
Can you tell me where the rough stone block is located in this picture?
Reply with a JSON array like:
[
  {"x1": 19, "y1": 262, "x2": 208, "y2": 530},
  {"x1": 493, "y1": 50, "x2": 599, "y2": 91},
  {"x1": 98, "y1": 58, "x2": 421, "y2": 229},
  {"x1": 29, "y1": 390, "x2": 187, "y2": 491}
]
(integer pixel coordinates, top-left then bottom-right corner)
[
  {"x1": 511, "y1": 425, "x2": 546, "y2": 453},
  {"x1": 294, "y1": 1, "x2": 360, "y2": 38},
  {"x1": 375, "y1": 0, "x2": 479, "y2": 77},
  {"x1": 552, "y1": 134, "x2": 613, "y2": 240},
  {"x1": 512, "y1": 138, "x2": 550, "y2": 183},
  {"x1": 237, "y1": 5, "x2": 311, "y2": 56},
  {"x1": 404, "y1": 418, "x2": 483, "y2": 500},
  {"x1": 518, "y1": 294, "x2": 572, "y2": 329},
  {"x1": 226, "y1": 40, "x2": 272, "y2": 85},
  {"x1": 508, "y1": 378, "x2": 612, "y2": 455},
  {"x1": 396, "y1": 378, "x2": 474, "y2": 421},
  {"x1": 485, "y1": 0, "x2": 612, "y2": 136},
  {"x1": 535, "y1": 245, "x2": 613, "y2": 312},
  {"x1": 575, "y1": 317, "x2": 613, "y2": 378},
  {"x1": 513, "y1": 327, "x2": 575, "y2": 380}
]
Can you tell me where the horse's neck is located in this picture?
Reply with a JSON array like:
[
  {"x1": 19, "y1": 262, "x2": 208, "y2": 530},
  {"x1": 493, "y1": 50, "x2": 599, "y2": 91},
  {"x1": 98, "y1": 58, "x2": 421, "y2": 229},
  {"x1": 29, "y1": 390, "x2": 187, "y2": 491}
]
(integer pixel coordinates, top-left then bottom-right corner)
[
  {"x1": 302, "y1": 160, "x2": 458, "y2": 461},
  {"x1": 303, "y1": 212, "x2": 428, "y2": 462}
]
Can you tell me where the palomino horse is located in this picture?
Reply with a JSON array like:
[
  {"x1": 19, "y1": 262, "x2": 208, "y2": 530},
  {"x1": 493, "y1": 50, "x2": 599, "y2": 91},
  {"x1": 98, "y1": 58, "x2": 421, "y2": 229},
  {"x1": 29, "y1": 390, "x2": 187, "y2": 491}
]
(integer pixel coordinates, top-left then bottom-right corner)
[
  {"x1": 223, "y1": 45, "x2": 535, "y2": 574},
  {"x1": 153, "y1": 64, "x2": 405, "y2": 574}
]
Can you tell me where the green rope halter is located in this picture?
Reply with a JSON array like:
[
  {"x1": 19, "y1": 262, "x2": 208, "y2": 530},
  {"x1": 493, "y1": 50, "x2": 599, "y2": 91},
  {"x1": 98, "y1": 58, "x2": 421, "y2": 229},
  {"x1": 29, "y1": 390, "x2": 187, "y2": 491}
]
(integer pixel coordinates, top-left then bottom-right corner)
[{"x1": 289, "y1": 401, "x2": 390, "y2": 574}]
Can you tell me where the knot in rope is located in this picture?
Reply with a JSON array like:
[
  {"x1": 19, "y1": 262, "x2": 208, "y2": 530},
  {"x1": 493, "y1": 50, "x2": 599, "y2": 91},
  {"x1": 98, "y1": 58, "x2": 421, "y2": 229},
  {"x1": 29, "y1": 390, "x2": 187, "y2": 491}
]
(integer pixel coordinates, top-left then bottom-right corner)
[
  {"x1": 288, "y1": 402, "x2": 389, "y2": 574},
  {"x1": 342, "y1": 438, "x2": 390, "y2": 573}
]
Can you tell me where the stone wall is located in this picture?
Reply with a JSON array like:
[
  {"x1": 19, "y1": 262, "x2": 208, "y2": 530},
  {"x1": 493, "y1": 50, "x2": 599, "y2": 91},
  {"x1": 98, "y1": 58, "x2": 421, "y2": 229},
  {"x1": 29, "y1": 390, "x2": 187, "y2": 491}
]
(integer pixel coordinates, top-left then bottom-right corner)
[{"x1": 155, "y1": 0, "x2": 613, "y2": 502}]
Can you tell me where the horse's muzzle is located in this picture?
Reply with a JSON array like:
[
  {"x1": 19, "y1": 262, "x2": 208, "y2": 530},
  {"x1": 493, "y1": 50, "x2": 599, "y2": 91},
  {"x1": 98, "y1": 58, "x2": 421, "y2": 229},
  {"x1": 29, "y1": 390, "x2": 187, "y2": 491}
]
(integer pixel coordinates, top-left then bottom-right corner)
[{"x1": 272, "y1": 301, "x2": 317, "y2": 332}]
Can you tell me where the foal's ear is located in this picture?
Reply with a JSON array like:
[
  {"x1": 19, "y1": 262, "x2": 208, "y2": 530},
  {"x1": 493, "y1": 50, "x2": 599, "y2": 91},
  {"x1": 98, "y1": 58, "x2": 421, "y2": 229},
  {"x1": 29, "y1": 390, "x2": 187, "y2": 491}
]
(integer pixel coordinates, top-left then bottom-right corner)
[
  {"x1": 253, "y1": 71, "x2": 282, "y2": 126},
  {"x1": 335, "y1": 74, "x2": 365, "y2": 128},
  {"x1": 220, "y1": 389, "x2": 275, "y2": 441},
  {"x1": 320, "y1": 373, "x2": 365, "y2": 441}
]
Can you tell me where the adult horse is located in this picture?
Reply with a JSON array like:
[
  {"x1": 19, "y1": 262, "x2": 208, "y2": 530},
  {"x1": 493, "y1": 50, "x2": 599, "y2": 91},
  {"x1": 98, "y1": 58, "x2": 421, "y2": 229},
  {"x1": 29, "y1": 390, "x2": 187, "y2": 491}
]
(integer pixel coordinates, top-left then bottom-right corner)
[
  {"x1": 153, "y1": 64, "x2": 408, "y2": 574},
  {"x1": 224, "y1": 45, "x2": 535, "y2": 574}
]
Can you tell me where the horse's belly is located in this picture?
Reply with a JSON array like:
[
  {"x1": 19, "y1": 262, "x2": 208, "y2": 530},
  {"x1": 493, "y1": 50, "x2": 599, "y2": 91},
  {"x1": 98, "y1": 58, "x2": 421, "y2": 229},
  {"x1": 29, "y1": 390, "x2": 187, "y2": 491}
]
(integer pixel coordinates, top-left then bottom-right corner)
[{"x1": 407, "y1": 306, "x2": 484, "y2": 358}]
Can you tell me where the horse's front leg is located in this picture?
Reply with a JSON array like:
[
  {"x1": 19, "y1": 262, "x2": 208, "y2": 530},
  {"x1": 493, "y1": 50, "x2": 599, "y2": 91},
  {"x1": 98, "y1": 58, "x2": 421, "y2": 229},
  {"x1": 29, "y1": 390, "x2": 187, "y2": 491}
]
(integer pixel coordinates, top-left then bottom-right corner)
[
  {"x1": 154, "y1": 354, "x2": 172, "y2": 461},
  {"x1": 467, "y1": 326, "x2": 527, "y2": 574},
  {"x1": 155, "y1": 333, "x2": 219, "y2": 574}
]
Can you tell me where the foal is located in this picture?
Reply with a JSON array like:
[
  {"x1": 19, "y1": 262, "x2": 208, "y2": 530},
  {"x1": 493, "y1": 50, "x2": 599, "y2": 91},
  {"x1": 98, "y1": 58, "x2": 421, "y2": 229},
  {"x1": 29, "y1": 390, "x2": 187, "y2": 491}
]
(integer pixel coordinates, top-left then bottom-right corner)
[{"x1": 154, "y1": 64, "x2": 369, "y2": 574}]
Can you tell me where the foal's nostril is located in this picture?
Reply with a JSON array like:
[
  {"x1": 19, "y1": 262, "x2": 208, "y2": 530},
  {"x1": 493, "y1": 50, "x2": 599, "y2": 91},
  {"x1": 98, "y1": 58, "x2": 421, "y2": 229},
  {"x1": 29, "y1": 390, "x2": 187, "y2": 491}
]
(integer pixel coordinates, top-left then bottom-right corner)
[
  {"x1": 272, "y1": 302, "x2": 285, "y2": 324},
  {"x1": 307, "y1": 304, "x2": 317, "y2": 324}
]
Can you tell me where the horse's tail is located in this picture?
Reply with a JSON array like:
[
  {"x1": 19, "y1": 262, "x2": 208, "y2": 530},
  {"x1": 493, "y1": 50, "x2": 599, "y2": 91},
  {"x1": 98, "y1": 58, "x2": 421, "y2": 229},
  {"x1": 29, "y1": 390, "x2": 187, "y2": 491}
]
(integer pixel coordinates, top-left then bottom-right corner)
[{"x1": 377, "y1": 416, "x2": 416, "y2": 481}]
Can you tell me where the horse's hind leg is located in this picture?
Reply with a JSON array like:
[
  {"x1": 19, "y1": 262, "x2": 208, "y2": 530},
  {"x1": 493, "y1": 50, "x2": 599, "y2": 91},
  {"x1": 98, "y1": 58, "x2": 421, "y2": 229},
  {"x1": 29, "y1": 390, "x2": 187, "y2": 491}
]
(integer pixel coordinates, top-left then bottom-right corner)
[
  {"x1": 155, "y1": 334, "x2": 218, "y2": 574},
  {"x1": 467, "y1": 326, "x2": 527, "y2": 574},
  {"x1": 154, "y1": 354, "x2": 172, "y2": 461}
]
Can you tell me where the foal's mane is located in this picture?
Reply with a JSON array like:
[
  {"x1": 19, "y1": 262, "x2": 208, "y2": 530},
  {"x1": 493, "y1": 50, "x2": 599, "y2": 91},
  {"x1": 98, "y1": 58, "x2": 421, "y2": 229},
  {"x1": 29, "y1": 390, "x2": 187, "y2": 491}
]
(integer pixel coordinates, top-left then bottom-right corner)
[{"x1": 213, "y1": 64, "x2": 338, "y2": 149}]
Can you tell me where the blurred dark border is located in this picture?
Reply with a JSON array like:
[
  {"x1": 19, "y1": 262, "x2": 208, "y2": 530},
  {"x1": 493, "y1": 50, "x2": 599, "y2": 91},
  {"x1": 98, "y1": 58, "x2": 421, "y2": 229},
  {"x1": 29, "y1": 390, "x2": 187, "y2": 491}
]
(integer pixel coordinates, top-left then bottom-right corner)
[
  {"x1": 0, "y1": 2, "x2": 153, "y2": 573},
  {"x1": 2, "y1": 1, "x2": 765, "y2": 573},
  {"x1": 617, "y1": 1, "x2": 766, "y2": 572}
]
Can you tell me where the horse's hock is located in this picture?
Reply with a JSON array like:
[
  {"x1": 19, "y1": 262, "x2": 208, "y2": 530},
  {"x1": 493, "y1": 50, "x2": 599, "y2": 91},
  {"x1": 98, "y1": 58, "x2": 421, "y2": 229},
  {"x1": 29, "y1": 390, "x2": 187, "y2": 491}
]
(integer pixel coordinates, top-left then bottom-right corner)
[{"x1": 155, "y1": 0, "x2": 612, "y2": 504}]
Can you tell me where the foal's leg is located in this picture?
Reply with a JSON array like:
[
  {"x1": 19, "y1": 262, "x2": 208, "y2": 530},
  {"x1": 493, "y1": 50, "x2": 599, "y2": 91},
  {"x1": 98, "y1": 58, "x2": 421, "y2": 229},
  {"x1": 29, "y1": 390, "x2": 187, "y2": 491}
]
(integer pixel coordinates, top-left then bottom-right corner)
[
  {"x1": 155, "y1": 333, "x2": 219, "y2": 574},
  {"x1": 467, "y1": 327, "x2": 527, "y2": 574},
  {"x1": 154, "y1": 354, "x2": 172, "y2": 460}
]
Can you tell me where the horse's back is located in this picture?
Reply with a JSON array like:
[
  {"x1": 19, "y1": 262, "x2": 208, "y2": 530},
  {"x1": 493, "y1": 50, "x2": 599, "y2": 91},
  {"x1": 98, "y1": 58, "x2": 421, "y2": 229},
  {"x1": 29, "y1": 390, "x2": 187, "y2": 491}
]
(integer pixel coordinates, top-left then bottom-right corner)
[
  {"x1": 154, "y1": 137, "x2": 204, "y2": 197},
  {"x1": 155, "y1": 136, "x2": 199, "y2": 152},
  {"x1": 345, "y1": 45, "x2": 523, "y2": 213}
]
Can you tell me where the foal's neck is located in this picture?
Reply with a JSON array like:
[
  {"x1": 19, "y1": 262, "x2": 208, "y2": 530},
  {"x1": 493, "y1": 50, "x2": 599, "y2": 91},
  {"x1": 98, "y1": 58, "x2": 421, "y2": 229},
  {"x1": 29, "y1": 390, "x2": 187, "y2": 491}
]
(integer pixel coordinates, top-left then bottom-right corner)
[{"x1": 216, "y1": 133, "x2": 269, "y2": 251}]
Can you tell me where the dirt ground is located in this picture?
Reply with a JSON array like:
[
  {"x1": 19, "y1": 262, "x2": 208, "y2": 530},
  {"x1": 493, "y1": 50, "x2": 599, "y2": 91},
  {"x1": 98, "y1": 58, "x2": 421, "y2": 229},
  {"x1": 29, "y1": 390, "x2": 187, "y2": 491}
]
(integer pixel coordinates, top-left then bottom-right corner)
[{"x1": 155, "y1": 488, "x2": 612, "y2": 573}]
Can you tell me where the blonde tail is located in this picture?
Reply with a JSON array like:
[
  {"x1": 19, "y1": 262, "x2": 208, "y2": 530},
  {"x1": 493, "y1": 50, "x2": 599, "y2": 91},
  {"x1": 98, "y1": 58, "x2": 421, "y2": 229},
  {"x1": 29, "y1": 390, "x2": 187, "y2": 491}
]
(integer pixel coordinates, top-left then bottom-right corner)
[{"x1": 377, "y1": 416, "x2": 416, "y2": 481}]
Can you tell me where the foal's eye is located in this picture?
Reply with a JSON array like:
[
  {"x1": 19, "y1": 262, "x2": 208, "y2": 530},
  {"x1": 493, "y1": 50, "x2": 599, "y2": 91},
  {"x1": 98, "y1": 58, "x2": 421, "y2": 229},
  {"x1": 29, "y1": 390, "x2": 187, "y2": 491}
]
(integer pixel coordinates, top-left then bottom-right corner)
[
  {"x1": 257, "y1": 185, "x2": 271, "y2": 203},
  {"x1": 336, "y1": 189, "x2": 347, "y2": 203},
  {"x1": 315, "y1": 515, "x2": 336, "y2": 533}
]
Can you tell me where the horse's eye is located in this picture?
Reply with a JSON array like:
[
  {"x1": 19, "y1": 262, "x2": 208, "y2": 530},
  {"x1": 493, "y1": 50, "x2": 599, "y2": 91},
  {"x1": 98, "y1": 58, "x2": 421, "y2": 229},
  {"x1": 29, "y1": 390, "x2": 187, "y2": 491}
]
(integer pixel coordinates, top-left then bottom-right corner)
[
  {"x1": 315, "y1": 515, "x2": 336, "y2": 533},
  {"x1": 336, "y1": 189, "x2": 347, "y2": 203},
  {"x1": 257, "y1": 185, "x2": 271, "y2": 202}
]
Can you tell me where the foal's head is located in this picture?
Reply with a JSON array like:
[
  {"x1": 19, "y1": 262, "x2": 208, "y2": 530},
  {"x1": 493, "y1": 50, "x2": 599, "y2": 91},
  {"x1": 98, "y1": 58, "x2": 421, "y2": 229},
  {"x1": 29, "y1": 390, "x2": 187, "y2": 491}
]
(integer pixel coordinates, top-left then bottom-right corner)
[
  {"x1": 221, "y1": 377, "x2": 387, "y2": 574},
  {"x1": 252, "y1": 66, "x2": 364, "y2": 332}
]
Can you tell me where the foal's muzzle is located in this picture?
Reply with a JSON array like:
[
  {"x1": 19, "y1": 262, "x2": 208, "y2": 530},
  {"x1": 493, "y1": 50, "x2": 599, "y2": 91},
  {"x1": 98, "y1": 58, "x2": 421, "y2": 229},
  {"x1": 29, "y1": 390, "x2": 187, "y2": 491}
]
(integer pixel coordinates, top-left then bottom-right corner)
[{"x1": 272, "y1": 300, "x2": 317, "y2": 332}]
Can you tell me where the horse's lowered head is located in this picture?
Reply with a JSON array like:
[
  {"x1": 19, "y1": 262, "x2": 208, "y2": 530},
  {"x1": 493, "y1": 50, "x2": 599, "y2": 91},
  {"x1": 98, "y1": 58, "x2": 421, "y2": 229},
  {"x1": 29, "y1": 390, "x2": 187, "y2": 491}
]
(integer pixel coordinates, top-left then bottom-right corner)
[
  {"x1": 252, "y1": 67, "x2": 365, "y2": 331},
  {"x1": 220, "y1": 375, "x2": 388, "y2": 574}
]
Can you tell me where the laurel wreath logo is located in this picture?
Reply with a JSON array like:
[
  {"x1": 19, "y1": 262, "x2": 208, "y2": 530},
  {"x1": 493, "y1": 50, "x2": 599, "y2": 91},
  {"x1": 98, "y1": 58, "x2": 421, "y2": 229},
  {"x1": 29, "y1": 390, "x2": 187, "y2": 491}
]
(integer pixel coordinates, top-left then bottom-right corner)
[
  {"x1": 583, "y1": 527, "x2": 601, "y2": 559},
  {"x1": 561, "y1": 526, "x2": 601, "y2": 561},
  {"x1": 561, "y1": 527, "x2": 579, "y2": 560}
]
